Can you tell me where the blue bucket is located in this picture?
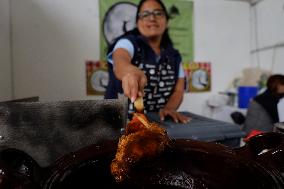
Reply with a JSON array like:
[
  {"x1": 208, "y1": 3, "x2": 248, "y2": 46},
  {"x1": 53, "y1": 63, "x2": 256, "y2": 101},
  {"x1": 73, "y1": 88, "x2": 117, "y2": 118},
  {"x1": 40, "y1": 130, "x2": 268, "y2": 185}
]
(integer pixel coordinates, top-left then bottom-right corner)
[{"x1": 238, "y1": 86, "x2": 258, "y2": 108}]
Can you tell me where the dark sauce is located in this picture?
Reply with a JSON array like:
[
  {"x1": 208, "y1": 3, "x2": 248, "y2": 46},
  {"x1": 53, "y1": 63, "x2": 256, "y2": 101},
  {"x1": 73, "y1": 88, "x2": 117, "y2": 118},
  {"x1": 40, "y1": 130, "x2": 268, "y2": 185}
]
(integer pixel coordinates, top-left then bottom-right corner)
[{"x1": 43, "y1": 140, "x2": 284, "y2": 189}]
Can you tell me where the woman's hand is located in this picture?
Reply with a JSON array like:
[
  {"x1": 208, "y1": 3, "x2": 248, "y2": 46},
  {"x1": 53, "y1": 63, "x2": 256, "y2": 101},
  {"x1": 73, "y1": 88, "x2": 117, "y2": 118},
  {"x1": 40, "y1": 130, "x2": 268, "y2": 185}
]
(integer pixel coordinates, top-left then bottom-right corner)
[
  {"x1": 112, "y1": 48, "x2": 147, "y2": 102},
  {"x1": 121, "y1": 68, "x2": 147, "y2": 102},
  {"x1": 159, "y1": 108, "x2": 191, "y2": 124}
]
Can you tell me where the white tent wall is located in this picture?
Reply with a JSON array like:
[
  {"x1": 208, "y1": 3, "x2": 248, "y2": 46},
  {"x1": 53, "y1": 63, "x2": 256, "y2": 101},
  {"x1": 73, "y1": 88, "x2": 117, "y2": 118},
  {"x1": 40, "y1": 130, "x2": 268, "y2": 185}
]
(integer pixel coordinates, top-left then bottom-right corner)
[
  {"x1": 5, "y1": 0, "x2": 251, "y2": 116},
  {"x1": 182, "y1": 0, "x2": 284, "y2": 115},
  {"x1": 0, "y1": 0, "x2": 12, "y2": 101},
  {"x1": 249, "y1": 0, "x2": 284, "y2": 73},
  {"x1": 0, "y1": 0, "x2": 282, "y2": 115},
  {"x1": 10, "y1": 0, "x2": 101, "y2": 101},
  {"x1": 179, "y1": 0, "x2": 251, "y2": 115}
]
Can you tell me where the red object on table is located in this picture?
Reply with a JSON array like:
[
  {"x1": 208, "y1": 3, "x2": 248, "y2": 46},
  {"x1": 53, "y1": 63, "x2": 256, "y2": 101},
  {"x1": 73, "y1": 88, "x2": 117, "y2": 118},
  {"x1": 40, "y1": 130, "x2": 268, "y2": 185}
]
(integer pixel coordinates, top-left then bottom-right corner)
[{"x1": 244, "y1": 130, "x2": 265, "y2": 142}]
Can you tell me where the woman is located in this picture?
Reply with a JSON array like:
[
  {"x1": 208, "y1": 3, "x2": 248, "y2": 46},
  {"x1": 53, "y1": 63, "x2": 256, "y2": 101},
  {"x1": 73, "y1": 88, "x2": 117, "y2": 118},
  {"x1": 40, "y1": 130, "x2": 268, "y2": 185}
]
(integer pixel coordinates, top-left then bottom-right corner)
[{"x1": 105, "y1": 0, "x2": 190, "y2": 123}]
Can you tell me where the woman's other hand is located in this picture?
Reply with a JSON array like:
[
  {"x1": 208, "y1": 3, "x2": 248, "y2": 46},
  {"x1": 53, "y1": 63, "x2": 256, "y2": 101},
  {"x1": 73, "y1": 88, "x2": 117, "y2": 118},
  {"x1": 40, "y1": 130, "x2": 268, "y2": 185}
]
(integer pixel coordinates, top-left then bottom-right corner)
[
  {"x1": 158, "y1": 78, "x2": 190, "y2": 123},
  {"x1": 159, "y1": 108, "x2": 191, "y2": 124}
]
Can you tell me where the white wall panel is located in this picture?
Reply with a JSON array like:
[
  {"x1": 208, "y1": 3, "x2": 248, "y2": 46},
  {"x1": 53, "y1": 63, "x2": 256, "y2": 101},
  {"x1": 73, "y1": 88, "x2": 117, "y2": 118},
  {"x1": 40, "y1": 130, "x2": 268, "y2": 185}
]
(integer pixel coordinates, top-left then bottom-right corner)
[
  {"x1": 250, "y1": 0, "x2": 284, "y2": 72},
  {"x1": 10, "y1": 0, "x2": 261, "y2": 116},
  {"x1": 179, "y1": 0, "x2": 251, "y2": 115},
  {"x1": 0, "y1": 0, "x2": 12, "y2": 101},
  {"x1": 11, "y1": 0, "x2": 101, "y2": 100}
]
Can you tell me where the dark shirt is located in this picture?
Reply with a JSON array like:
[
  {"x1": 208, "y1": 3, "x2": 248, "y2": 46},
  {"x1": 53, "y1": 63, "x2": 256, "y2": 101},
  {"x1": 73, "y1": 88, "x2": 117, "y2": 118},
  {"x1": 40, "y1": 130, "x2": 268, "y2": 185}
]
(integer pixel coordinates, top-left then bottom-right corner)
[{"x1": 254, "y1": 90, "x2": 280, "y2": 123}]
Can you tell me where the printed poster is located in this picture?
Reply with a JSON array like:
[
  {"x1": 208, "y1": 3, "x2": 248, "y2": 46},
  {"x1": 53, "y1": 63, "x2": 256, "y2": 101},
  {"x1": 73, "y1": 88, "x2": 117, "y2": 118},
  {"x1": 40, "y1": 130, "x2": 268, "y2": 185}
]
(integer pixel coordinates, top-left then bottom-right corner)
[
  {"x1": 184, "y1": 62, "x2": 211, "y2": 92},
  {"x1": 86, "y1": 60, "x2": 108, "y2": 95}
]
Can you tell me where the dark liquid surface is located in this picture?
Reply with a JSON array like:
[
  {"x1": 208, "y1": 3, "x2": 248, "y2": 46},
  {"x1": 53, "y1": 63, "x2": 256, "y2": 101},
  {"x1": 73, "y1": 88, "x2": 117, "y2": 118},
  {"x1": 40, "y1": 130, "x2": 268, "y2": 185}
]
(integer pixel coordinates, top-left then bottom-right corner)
[
  {"x1": 43, "y1": 140, "x2": 284, "y2": 189},
  {"x1": 1, "y1": 138, "x2": 283, "y2": 189}
]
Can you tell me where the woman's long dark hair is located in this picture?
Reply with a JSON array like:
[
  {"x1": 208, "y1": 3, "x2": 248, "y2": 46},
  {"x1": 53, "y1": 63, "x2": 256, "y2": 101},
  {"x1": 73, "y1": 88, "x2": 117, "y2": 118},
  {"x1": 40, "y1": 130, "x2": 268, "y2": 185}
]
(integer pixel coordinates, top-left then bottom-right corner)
[
  {"x1": 110, "y1": 0, "x2": 172, "y2": 49},
  {"x1": 135, "y1": 0, "x2": 169, "y2": 22},
  {"x1": 135, "y1": 0, "x2": 172, "y2": 47}
]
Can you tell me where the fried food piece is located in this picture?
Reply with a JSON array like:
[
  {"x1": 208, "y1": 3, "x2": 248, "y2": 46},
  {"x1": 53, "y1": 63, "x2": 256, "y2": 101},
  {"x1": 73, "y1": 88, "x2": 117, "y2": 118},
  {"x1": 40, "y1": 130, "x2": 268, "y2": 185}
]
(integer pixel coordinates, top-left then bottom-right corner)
[
  {"x1": 111, "y1": 113, "x2": 170, "y2": 182},
  {"x1": 133, "y1": 97, "x2": 144, "y2": 113}
]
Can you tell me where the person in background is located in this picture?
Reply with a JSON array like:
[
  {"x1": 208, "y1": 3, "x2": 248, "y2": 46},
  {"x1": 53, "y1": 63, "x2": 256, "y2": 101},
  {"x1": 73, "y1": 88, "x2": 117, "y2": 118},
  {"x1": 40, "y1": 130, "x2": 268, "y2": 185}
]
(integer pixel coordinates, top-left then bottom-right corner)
[
  {"x1": 104, "y1": 0, "x2": 190, "y2": 123},
  {"x1": 243, "y1": 74, "x2": 284, "y2": 135}
]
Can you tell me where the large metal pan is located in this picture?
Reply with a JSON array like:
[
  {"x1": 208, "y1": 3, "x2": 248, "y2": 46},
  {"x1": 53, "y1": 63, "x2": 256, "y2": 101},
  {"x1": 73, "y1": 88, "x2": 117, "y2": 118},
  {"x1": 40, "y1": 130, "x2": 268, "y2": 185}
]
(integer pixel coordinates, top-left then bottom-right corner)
[{"x1": 1, "y1": 132, "x2": 283, "y2": 189}]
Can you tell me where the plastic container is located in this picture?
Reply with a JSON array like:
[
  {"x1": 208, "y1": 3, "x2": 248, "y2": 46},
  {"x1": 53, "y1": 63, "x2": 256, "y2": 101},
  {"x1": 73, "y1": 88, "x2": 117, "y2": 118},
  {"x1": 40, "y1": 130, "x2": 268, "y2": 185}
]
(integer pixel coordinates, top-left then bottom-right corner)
[{"x1": 238, "y1": 86, "x2": 258, "y2": 109}]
